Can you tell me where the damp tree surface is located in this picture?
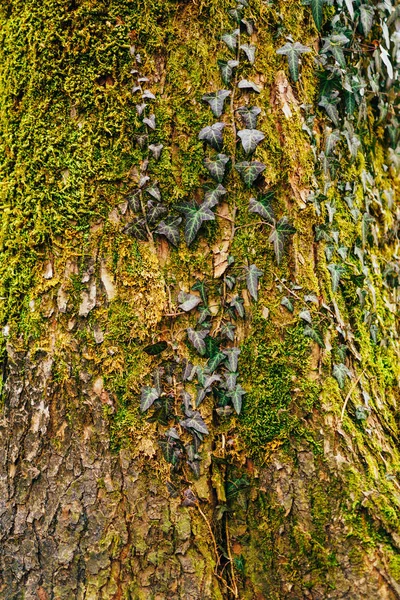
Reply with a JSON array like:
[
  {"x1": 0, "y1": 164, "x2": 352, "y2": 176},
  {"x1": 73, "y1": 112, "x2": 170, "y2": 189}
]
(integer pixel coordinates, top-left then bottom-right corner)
[{"x1": 0, "y1": 0, "x2": 399, "y2": 599}]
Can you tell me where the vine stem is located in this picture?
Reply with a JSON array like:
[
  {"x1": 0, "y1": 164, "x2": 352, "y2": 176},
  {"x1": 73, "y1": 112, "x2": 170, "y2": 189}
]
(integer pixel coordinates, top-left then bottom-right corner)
[{"x1": 339, "y1": 369, "x2": 365, "y2": 423}]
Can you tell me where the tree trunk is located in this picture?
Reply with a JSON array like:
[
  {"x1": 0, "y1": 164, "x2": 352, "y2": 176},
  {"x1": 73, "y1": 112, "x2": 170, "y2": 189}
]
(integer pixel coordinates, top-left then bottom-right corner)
[{"x1": 0, "y1": 0, "x2": 399, "y2": 598}]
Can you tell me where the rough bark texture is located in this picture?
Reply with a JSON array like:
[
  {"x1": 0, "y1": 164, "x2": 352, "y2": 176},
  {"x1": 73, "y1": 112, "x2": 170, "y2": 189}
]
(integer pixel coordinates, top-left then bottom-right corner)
[{"x1": 0, "y1": 0, "x2": 399, "y2": 599}]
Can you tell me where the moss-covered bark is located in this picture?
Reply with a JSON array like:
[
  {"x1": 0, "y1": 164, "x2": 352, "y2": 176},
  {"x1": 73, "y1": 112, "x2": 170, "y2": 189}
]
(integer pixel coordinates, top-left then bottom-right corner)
[{"x1": 0, "y1": 0, "x2": 399, "y2": 598}]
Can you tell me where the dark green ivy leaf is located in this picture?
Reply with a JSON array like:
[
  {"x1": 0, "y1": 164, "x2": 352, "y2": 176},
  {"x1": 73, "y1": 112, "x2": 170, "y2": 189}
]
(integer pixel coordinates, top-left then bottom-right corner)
[
  {"x1": 143, "y1": 341, "x2": 168, "y2": 356},
  {"x1": 154, "y1": 217, "x2": 182, "y2": 247},
  {"x1": 192, "y1": 280, "x2": 208, "y2": 305},
  {"x1": 227, "y1": 384, "x2": 246, "y2": 414},
  {"x1": 276, "y1": 42, "x2": 311, "y2": 82},
  {"x1": 319, "y1": 94, "x2": 340, "y2": 127},
  {"x1": 223, "y1": 347, "x2": 241, "y2": 372},
  {"x1": 198, "y1": 122, "x2": 226, "y2": 150},
  {"x1": 146, "y1": 184, "x2": 161, "y2": 201},
  {"x1": 268, "y1": 217, "x2": 296, "y2": 264},
  {"x1": 140, "y1": 387, "x2": 160, "y2": 412},
  {"x1": 237, "y1": 129, "x2": 265, "y2": 154},
  {"x1": 123, "y1": 218, "x2": 148, "y2": 241},
  {"x1": 207, "y1": 352, "x2": 226, "y2": 373},
  {"x1": 228, "y1": 6, "x2": 243, "y2": 22},
  {"x1": 235, "y1": 161, "x2": 266, "y2": 187},
  {"x1": 328, "y1": 263, "x2": 345, "y2": 292},
  {"x1": 221, "y1": 322, "x2": 236, "y2": 341},
  {"x1": 332, "y1": 363, "x2": 352, "y2": 388},
  {"x1": 202, "y1": 90, "x2": 231, "y2": 117},
  {"x1": 178, "y1": 203, "x2": 215, "y2": 245},
  {"x1": 203, "y1": 184, "x2": 227, "y2": 208},
  {"x1": 204, "y1": 154, "x2": 230, "y2": 182},
  {"x1": 146, "y1": 200, "x2": 168, "y2": 224},
  {"x1": 281, "y1": 296, "x2": 294, "y2": 312},
  {"x1": 236, "y1": 106, "x2": 261, "y2": 129},
  {"x1": 245, "y1": 264, "x2": 263, "y2": 300},
  {"x1": 303, "y1": 325, "x2": 325, "y2": 348},
  {"x1": 217, "y1": 60, "x2": 239, "y2": 85},
  {"x1": 311, "y1": 0, "x2": 325, "y2": 30},
  {"x1": 187, "y1": 328, "x2": 210, "y2": 355},
  {"x1": 249, "y1": 196, "x2": 275, "y2": 223}
]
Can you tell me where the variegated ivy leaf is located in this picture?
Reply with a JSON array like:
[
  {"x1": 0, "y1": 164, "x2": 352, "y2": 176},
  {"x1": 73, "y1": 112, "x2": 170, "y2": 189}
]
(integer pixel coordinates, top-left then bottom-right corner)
[
  {"x1": 237, "y1": 129, "x2": 265, "y2": 154},
  {"x1": 268, "y1": 217, "x2": 296, "y2": 264},
  {"x1": 180, "y1": 411, "x2": 209, "y2": 435},
  {"x1": 246, "y1": 264, "x2": 263, "y2": 301},
  {"x1": 154, "y1": 217, "x2": 182, "y2": 247},
  {"x1": 198, "y1": 122, "x2": 226, "y2": 151},
  {"x1": 299, "y1": 309, "x2": 312, "y2": 324},
  {"x1": 319, "y1": 94, "x2": 340, "y2": 126},
  {"x1": 223, "y1": 347, "x2": 241, "y2": 372},
  {"x1": 183, "y1": 360, "x2": 197, "y2": 381},
  {"x1": 337, "y1": 246, "x2": 348, "y2": 260},
  {"x1": 228, "y1": 6, "x2": 243, "y2": 22},
  {"x1": 249, "y1": 196, "x2": 275, "y2": 223},
  {"x1": 303, "y1": 325, "x2": 325, "y2": 348},
  {"x1": 143, "y1": 114, "x2": 156, "y2": 129},
  {"x1": 187, "y1": 328, "x2": 210, "y2": 355},
  {"x1": 178, "y1": 291, "x2": 202, "y2": 312},
  {"x1": 197, "y1": 306, "x2": 211, "y2": 324},
  {"x1": 202, "y1": 90, "x2": 231, "y2": 117},
  {"x1": 321, "y1": 34, "x2": 349, "y2": 69},
  {"x1": 230, "y1": 295, "x2": 245, "y2": 318},
  {"x1": 328, "y1": 263, "x2": 345, "y2": 292},
  {"x1": 123, "y1": 217, "x2": 148, "y2": 241},
  {"x1": 238, "y1": 79, "x2": 261, "y2": 93},
  {"x1": 204, "y1": 154, "x2": 230, "y2": 182},
  {"x1": 276, "y1": 42, "x2": 311, "y2": 82},
  {"x1": 227, "y1": 384, "x2": 246, "y2": 414},
  {"x1": 178, "y1": 202, "x2": 215, "y2": 245},
  {"x1": 225, "y1": 372, "x2": 238, "y2": 391},
  {"x1": 332, "y1": 363, "x2": 352, "y2": 389},
  {"x1": 360, "y1": 5, "x2": 374, "y2": 36},
  {"x1": 241, "y1": 18, "x2": 254, "y2": 35},
  {"x1": 207, "y1": 352, "x2": 226, "y2": 373},
  {"x1": 281, "y1": 296, "x2": 294, "y2": 312},
  {"x1": 221, "y1": 29, "x2": 240, "y2": 51},
  {"x1": 236, "y1": 106, "x2": 261, "y2": 129},
  {"x1": 217, "y1": 60, "x2": 239, "y2": 85},
  {"x1": 325, "y1": 130, "x2": 341, "y2": 155},
  {"x1": 148, "y1": 143, "x2": 163, "y2": 160},
  {"x1": 136, "y1": 102, "x2": 146, "y2": 116},
  {"x1": 240, "y1": 43, "x2": 256, "y2": 64},
  {"x1": 146, "y1": 200, "x2": 168, "y2": 224},
  {"x1": 235, "y1": 161, "x2": 266, "y2": 187},
  {"x1": 146, "y1": 183, "x2": 161, "y2": 201},
  {"x1": 140, "y1": 387, "x2": 159, "y2": 412},
  {"x1": 203, "y1": 184, "x2": 227, "y2": 209},
  {"x1": 221, "y1": 322, "x2": 236, "y2": 341}
]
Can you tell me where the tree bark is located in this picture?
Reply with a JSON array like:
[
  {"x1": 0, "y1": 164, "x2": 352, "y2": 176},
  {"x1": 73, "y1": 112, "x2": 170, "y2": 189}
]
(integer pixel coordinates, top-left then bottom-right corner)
[{"x1": 0, "y1": 1, "x2": 399, "y2": 599}]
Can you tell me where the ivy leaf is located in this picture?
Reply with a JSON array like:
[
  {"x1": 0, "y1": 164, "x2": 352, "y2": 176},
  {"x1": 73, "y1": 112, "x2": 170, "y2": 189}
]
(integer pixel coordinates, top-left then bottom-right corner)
[
  {"x1": 328, "y1": 263, "x2": 345, "y2": 292},
  {"x1": 192, "y1": 280, "x2": 208, "y2": 305},
  {"x1": 136, "y1": 102, "x2": 147, "y2": 116},
  {"x1": 236, "y1": 106, "x2": 261, "y2": 129},
  {"x1": 362, "y1": 212, "x2": 374, "y2": 246},
  {"x1": 241, "y1": 18, "x2": 254, "y2": 35},
  {"x1": 311, "y1": 0, "x2": 325, "y2": 30},
  {"x1": 276, "y1": 42, "x2": 311, "y2": 82},
  {"x1": 230, "y1": 295, "x2": 245, "y2": 318},
  {"x1": 299, "y1": 309, "x2": 312, "y2": 324},
  {"x1": 178, "y1": 202, "x2": 215, "y2": 245},
  {"x1": 237, "y1": 129, "x2": 265, "y2": 154},
  {"x1": 154, "y1": 217, "x2": 182, "y2": 247},
  {"x1": 319, "y1": 95, "x2": 340, "y2": 127},
  {"x1": 321, "y1": 35, "x2": 349, "y2": 69},
  {"x1": 332, "y1": 363, "x2": 352, "y2": 389},
  {"x1": 146, "y1": 200, "x2": 168, "y2": 224},
  {"x1": 148, "y1": 143, "x2": 163, "y2": 160},
  {"x1": 217, "y1": 60, "x2": 239, "y2": 85},
  {"x1": 325, "y1": 130, "x2": 341, "y2": 155},
  {"x1": 140, "y1": 387, "x2": 160, "y2": 412},
  {"x1": 123, "y1": 217, "x2": 148, "y2": 241},
  {"x1": 142, "y1": 89, "x2": 155, "y2": 100},
  {"x1": 228, "y1": 6, "x2": 244, "y2": 22},
  {"x1": 303, "y1": 325, "x2": 325, "y2": 348},
  {"x1": 198, "y1": 122, "x2": 226, "y2": 150},
  {"x1": 360, "y1": 5, "x2": 374, "y2": 36},
  {"x1": 235, "y1": 161, "x2": 266, "y2": 187},
  {"x1": 183, "y1": 361, "x2": 197, "y2": 381},
  {"x1": 344, "y1": 91, "x2": 356, "y2": 115},
  {"x1": 225, "y1": 372, "x2": 238, "y2": 391},
  {"x1": 221, "y1": 322, "x2": 236, "y2": 341},
  {"x1": 207, "y1": 352, "x2": 226, "y2": 373},
  {"x1": 198, "y1": 306, "x2": 211, "y2": 324},
  {"x1": 226, "y1": 384, "x2": 246, "y2": 414},
  {"x1": 178, "y1": 291, "x2": 202, "y2": 312},
  {"x1": 143, "y1": 341, "x2": 168, "y2": 356},
  {"x1": 249, "y1": 196, "x2": 275, "y2": 223},
  {"x1": 221, "y1": 29, "x2": 240, "y2": 51},
  {"x1": 202, "y1": 90, "x2": 231, "y2": 117},
  {"x1": 143, "y1": 114, "x2": 156, "y2": 130},
  {"x1": 187, "y1": 328, "x2": 210, "y2": 355},
  {"x1": 180, "y1": 411, "x2": 209, "y2": 435},
  {"x1": 204, "y1": 154, "x2": 230, "y2": 182},
  {"x1": 246, "y1": 264, "x2": 263, "y2": 301},
  {"x1": 223, "y1": 347, "x2": 241, "y2": 372},
  {"x1": 268, "y1": 217, "x2": 296, "y2": 264},
  {"x1": 281, "y1": 296, "x2": 294, "y2": 312},
  {"x1": 203, "y1": 184, "x2": 227, "y2": 209},
  {"x1": 240, "y1": 43, "x2": 256, "y2": 64},
  {"x1": 146, "y1": 184, "x2": 161, "y2": 201},
  {"x1": 238, "y1": 79, "x2": 261, "y2": 93}
]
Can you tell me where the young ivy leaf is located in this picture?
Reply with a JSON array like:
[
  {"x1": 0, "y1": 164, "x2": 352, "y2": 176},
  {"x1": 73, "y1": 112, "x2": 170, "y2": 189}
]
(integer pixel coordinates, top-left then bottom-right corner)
[
  {"x1": 237, "y1": 129, "x2": 265, "y2": 154},
  {"x1": 207, "y1": 352, "x2": 226, "y2": 373},
  {"x1": 240, "y1": 43, "x2": 256, "y2": 64},
  {"x1": 241, "y1": 18, "x2": 254, "y2": 35},
  {"x1": 221, "y1": 322, "x2": 236, "y2": 341},
  {"x1": 178, "y1": 203, "x2": 215, "y2": 245},
  {"x1": 228, "y1": 6, "x2": 243, "y2": 23},
  {"x1": 143, "y1": 114, "x2": 156, "y2": 130},
  {"x1": 328, "y1": 263, "x2": 345, "y2": 292},
  {"x1": 154, "y1": 217, "x2": 182, "y2": 247},
  {"x1": 226, "y1": 384, "x2": 246, "y2": 414},
  {"x1": 238, "y1": 79, "x2": 261, "y2": 93},
  {"x1": 281, "y1": 296, "x2": 294, "y2": 312},
  {"x1": 249, "y1": 196, "x2": 275, "y2": 223},
  {"x1": 236, "y1": 106, "x2": 261, "y2": 129},
  {"x1": 319, "y1": 95, "x2": 340, "y2": 127},
  {"x1": 230, "y1": 295, "x2": 245, "y2": 318},
  {"x1": 235, "y1": 161, "x2": 266, "y2": 187},
  {"x1": 178, "y1": 291, "x2": 202, "y2": 312},
  {"x1": 221, "y1": 29, "x2": 240, "y2": 51},
  {"x1": 276, "y1": 42, "x2": 311, "y2": 82},
  {"x1": 180, "y1": 411, "x2": 209, "y2": 435},
  {"x1": 187, "y1": 328, "x2": 210, "y2": 355},
  {"x1": 268, "y1": 217, "x2": 296, "y2": 264},
  {"x1": 311, "y1": 0, "x2": 325, "y2": 31},
  {"x1": 148, "y1": 143, "x2": 163, "y2": 160},
  {"x1": 225, "y1": 372, "x2": 238, "y2": 391},
  {"x1": 146, "y1": 200, "x2": 168, "y2": 224},
  {"x1": 217, "y1": 60, "x2": 239, "y2": 85},
  {"x1": 204, "y1": 154, "x2": 230, "y2": 183},
  {"x1": 303, "y1": 325, "x2": 325, "y2": 348},
  {"x1": 246, "y1": 264, "x2": 263, "y2": 301},
  {"x1": 299, "y1": 309, "x2": 312, "y2": 324},
  {"x1": 123, "y1": 217, "x2": 148, "y2": 241},
  {"x1": 223, "y1": 347, "x2": 241, "y2": 372},
  {"x1": 332, "y1": 363, "x2": 352, "y2": 389},
  {"x1": 202, "y1": 90, "x2": 231, "y2": 117},
  {"x1": 198, "y1": 122, "x2": 226, "y2": 151},
  {"x1": 203, "y1": 184, "x2": 227, "y2": 209},
  {"x1": 140, "y1": 387, "x2": 160, "y2": 412},
  {"x1": 146, "y1": 184, "x2": 161, "y2": 201}
]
